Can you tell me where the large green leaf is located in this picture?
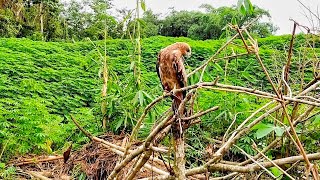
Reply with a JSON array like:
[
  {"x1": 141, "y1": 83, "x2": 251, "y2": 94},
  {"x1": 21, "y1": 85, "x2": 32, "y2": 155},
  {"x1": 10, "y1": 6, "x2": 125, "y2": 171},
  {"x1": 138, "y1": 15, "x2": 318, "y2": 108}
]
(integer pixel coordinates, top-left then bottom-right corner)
[
  {"x1": 255, "y1": 124, "x2": 274, "y2": 139},
  {"x1": 252, "y1": 123, "x2": 285, "y2": 139}
]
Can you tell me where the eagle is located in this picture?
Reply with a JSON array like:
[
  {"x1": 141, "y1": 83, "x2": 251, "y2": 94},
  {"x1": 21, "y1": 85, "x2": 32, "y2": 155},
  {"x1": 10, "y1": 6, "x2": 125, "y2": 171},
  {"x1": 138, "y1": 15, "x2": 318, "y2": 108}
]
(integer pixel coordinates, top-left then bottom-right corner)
[{"x1": 156, "y1": 42, "x2": 191, "y2": 114}]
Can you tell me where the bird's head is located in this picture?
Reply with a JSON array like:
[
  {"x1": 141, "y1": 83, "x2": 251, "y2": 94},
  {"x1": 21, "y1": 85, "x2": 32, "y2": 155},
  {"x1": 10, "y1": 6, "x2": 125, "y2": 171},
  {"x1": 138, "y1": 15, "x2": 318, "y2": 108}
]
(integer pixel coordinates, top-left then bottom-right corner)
[{"x1": 176, "y1": 42, "x2": 192, "y2": 59}]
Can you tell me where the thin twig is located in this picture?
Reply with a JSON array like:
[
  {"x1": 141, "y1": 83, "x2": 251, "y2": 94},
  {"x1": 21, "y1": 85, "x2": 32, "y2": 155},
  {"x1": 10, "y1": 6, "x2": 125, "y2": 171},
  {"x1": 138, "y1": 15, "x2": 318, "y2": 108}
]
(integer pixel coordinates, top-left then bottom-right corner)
[
  {"x1": 234, "y1": 145, "x2": 277, "y2": 179},
  {"x1": 252, "y1": 142, "x2": 295, "y2": 180},
  {"x1": 181, "y1": 106, "x2": 219, "y2": 121}
]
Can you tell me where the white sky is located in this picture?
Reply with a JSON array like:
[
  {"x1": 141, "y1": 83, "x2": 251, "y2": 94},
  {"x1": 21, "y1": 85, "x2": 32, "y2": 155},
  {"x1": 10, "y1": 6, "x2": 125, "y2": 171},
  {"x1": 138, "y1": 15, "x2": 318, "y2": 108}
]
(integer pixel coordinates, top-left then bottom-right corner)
[{"x1": 112, "y1": 0, "x2": 320, "y2": 35}]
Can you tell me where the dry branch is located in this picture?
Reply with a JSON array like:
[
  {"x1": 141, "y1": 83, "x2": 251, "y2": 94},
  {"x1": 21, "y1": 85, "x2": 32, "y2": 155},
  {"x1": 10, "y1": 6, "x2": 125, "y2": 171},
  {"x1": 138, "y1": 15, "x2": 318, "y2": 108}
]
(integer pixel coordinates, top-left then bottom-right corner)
[
  {"x1": 235, "y1": 145, "x2": 276, "y2": 178},
  {"x1": 26, "y1": 171, "x2": 52, "y2": 180},
  {"x1": 181, "y1": 106, "x2": 219, "y2": 121},
  {"x1": 252, "y1": 143, "x2": 295, "y2": 180},
  {"x1": 206, "y1": 153, "x2": 320, "y2": 173},
  {"x1": 14, "y1": 156, "x2": 63, "y2": 166},
  {"x1": 204, "y1": 83, "x2": 320, "y2": 106},
  {"x1": 108, "y1": 113, "x2": 174, "y2": 179}
]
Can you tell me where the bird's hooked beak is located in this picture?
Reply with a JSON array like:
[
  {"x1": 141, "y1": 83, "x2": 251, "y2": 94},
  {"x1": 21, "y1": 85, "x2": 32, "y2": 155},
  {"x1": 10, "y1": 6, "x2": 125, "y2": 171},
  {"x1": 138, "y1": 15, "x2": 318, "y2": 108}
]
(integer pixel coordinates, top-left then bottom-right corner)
[
  {"x1": 186, "y1": 51, "x2": 191, "y2": 58},
  {"x1": 184, "y1": 50, "x2": 191, "y2": 59}
]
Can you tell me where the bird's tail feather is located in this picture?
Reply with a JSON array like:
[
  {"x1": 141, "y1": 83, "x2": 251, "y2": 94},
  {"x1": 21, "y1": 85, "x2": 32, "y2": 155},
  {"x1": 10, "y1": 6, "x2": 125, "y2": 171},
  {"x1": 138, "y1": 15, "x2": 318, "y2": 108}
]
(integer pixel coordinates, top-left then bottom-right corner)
[{"x1": 172, "y1": 91, "x2": 186, "y2": 115}]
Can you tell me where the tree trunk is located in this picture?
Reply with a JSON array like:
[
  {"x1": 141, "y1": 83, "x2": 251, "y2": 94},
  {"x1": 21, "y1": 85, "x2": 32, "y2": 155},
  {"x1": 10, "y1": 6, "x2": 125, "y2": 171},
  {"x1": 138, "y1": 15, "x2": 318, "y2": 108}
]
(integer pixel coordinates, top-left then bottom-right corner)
[
  {"x1": 39, "y1": 2, "x2": 43, "y2": 38},
  {"x1": 173, "y1": 123, "x2": 186, "y2": 180}
]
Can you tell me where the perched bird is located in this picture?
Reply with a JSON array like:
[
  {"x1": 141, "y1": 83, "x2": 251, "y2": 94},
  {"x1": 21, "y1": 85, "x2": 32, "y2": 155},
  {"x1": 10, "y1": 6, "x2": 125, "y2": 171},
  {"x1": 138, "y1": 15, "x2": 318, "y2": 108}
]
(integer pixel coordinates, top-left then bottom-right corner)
[{"x1": 156, "y1": 42, "x2": 191, "y2": 114}]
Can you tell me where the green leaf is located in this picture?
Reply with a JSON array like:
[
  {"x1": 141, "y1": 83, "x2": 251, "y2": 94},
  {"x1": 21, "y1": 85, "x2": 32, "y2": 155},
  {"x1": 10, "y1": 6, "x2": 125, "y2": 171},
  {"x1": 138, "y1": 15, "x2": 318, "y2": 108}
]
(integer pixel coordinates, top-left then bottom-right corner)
[
  {"x1": 312, "y1": 115, "x2": 320, "y2": 125},
  {"x1": 137, "y1": 18, "x2": 146, "y2": 27},
  {"x1": 138, "y1": 90, "x2": 144, "y2": 106},
  {"x1": 256, "y1": 125, "x2": 273, "y2": 139},
  {"x1": 274, "y1": 126, "x2": 284, "y2": 137},
  {"x1": 252, "y1": 122, "x2": 270, "y2": 130},
  {"x1": 231, "y1": 16, "x2": 238, "y2": 25},
  {"x1": 244, "y1": 0, "x2": 253, "y2": 15},
  {"x1": 237, "y1": 0, "x2": 244, "y2": 9},
  {"x1": 142, "y1": 91, "x2": 153, "y2": 101},
  {"x1": 140, "y1": 0, "x2": 146, "y2": 11},
  {"x1": 240, "y1": 5, "x2": 246, "y2": 15},
  {"x1": 115, "y1": 118, "x2": 124, "y2": 131},
  {"x1": 253, "y1": 123, "x2": 274, "y2": 139},
  {"x1": 248, "y1": 0, "x2": 254, "y2": 13},
  {"x1": 241, "y1": 71, "x2": 254, "y2": 81},
  {"x1": 270, "y1": 167, "x2": 283, "y2": 179},
  {"x1": 253, "y1": 123, "x2": 285, "y2": 139},
  {"x1": 213, "y1": 63, "x2": 223, "y2": 72},
  {"x1": 0, "y1": 162, "x2": 5, "y2": 169}
]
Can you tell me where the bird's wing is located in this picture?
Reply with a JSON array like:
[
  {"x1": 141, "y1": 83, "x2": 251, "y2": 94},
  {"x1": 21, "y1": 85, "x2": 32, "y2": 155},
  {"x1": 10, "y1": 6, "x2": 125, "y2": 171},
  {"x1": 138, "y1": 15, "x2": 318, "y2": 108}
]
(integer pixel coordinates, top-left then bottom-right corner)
[
  {"x1": 172, "y1": 50, "x2": 187, "y2": 86},
  {"x1": 172, "y1": 50, "x2": 187, "y2": 98}
]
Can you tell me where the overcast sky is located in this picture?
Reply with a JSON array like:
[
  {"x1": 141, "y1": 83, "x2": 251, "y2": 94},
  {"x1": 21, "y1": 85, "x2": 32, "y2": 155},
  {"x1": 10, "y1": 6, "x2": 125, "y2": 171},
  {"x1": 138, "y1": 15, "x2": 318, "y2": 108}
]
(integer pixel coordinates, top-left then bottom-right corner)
[{"x1": 111, "y1": 0, "x2": 320, "y2": 35}]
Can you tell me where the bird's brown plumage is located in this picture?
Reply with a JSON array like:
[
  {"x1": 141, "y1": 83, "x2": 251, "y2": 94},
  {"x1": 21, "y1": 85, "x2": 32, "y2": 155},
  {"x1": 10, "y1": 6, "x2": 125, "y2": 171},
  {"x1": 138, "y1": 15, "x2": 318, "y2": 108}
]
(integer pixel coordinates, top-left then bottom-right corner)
[{"x1": 156, "y1": 42, "x2": 191, "y2": 114}]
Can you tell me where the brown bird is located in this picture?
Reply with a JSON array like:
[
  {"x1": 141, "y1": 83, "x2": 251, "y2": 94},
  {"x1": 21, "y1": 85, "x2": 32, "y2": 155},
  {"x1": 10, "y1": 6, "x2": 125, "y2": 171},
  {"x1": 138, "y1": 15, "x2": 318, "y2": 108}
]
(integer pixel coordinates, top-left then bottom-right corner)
[{"x1": 156, "y1": 42, "x2": 191, "y2": 114}]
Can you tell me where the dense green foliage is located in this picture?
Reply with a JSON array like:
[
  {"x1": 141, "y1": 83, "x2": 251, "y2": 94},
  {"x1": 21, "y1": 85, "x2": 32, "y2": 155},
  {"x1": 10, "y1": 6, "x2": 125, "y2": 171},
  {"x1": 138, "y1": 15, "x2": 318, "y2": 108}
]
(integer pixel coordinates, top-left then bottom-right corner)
[
  {"x1": 0, "y1": 34, "x2": 319, "y2": 167},
  {"x1": 0, "y1": 0, "x2": 63, "y2": 40},
  {"x1": 155, "y1": 5, "x2": 276, "y2": 40},
  {"x1": 0, "y1": 0, "x2": 276, "y2": 41}
]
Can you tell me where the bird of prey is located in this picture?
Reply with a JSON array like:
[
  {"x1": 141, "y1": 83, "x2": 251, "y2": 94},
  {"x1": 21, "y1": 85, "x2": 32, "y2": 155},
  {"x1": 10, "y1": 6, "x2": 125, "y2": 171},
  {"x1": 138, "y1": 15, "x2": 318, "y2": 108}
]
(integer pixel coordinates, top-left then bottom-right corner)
[{"x1": 156, "y1": 42, "x2": 191, "y2": 114}]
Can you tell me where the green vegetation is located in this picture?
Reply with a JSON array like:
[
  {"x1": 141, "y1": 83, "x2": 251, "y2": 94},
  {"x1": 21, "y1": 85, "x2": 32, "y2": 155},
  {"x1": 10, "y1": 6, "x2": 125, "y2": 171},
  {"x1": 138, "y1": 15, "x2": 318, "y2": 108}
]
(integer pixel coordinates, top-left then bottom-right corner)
[{"x1": 0, "y1": 34, "x2": 318, "y2": 165}]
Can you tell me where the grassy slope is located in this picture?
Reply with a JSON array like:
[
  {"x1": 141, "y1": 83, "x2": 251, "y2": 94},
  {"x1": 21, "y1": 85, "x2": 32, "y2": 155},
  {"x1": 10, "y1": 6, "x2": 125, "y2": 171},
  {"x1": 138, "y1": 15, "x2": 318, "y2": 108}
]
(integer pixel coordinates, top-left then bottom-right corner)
[{"x1": 0, "y1": 35, "x2": 318, "y2": 160}]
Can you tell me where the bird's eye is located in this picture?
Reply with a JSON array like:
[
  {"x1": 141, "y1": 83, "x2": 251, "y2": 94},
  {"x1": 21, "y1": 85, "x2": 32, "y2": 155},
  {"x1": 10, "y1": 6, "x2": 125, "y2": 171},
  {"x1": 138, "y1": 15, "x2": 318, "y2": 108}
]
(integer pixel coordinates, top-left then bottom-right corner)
[{"x1": 187, "y1": 49, "x2": 190, "y2": 52}]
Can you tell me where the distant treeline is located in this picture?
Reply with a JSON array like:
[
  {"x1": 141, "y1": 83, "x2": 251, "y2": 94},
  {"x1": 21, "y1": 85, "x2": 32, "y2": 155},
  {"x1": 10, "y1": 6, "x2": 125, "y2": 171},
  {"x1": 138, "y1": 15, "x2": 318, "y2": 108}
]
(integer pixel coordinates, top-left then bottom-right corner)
[{"x1": 0, "y1": 0, "x2": 277, "y2": 41}]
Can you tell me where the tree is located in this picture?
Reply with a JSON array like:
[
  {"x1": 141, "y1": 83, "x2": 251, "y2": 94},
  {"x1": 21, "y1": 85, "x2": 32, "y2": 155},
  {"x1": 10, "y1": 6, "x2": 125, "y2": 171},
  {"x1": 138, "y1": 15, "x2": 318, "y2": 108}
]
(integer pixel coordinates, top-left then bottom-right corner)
[
  {"x1": 159, "y1": 5, "x2": 276, "y2": 40},
  {"x1": 249, "y1": 22, "x2": 279, "y2": 38},
  {"x1": 64, "y1": 0, "x2": 86, "y2": 40},
  {"x1": 84, "y1": 0, "x2": 117, "y2": 40},
  {"x1": 160, "y1": 11, "x2": 203, "y2": 37},
  {"x1": 23, "y1": 0, "x2": 63, "y2": 40},
  {"x1": 140, "y1": 10, "x2": 160, "y2": 37},
  {"x1": 63, "y1": 0, "x2": 117, "y2": 40},
  {"x1": 0, "y1": 0, "x2": 24, "y2": 37}
]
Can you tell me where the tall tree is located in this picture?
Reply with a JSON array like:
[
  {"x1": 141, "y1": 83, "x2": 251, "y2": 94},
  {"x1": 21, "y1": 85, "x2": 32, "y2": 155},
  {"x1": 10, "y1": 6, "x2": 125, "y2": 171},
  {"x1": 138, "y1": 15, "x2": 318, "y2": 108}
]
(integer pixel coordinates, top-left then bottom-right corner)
[
  {"x1": 0, "y1": 0, "x2": 24, "y2": 37},
  {"x1": 140, "y1": 9, "x2": 160, "y2": 37},
  {"x1": 64, "y1": 0, "x2": 86, "y2": 40},
  {"x1": 28, "y1": 0, "x2": 63, "y2": 40},
  {"x1": 84, "y1": 0, "x2": 117, "y2": 40}
]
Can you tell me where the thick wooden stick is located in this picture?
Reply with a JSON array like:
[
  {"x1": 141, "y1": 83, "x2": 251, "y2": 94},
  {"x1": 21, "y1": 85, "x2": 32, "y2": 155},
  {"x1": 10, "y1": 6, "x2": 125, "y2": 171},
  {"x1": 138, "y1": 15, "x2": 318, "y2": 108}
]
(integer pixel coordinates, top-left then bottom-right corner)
[
  {"x1": 139, "y1": 153, "x2": 320, "y2": 179},
  {"x1": 27, "y1": 171, "x2": 52, "y2": 180}
]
